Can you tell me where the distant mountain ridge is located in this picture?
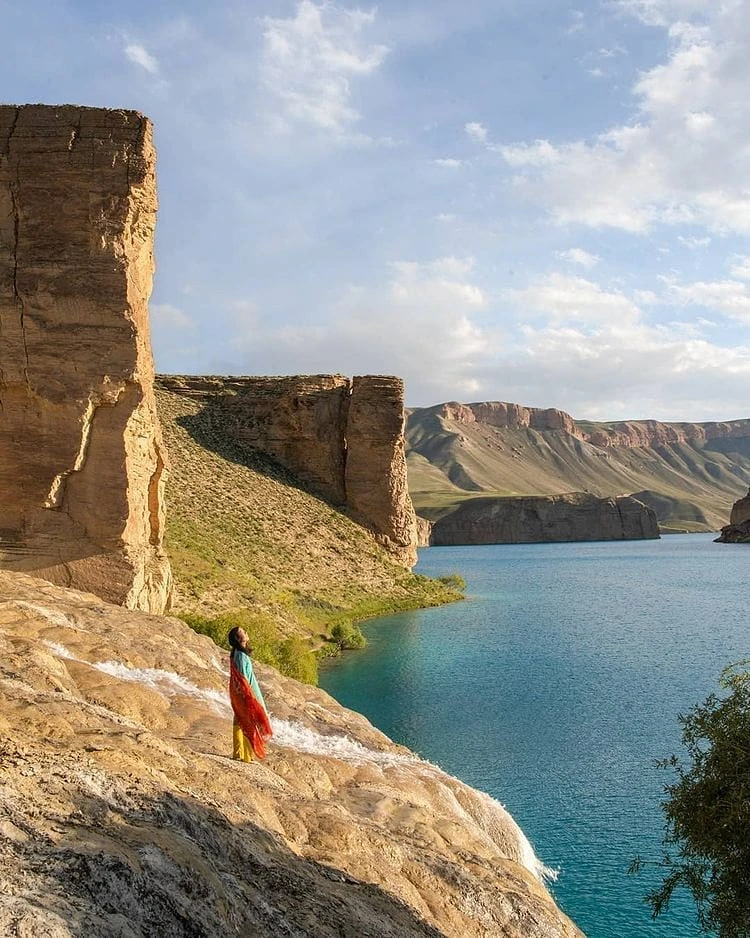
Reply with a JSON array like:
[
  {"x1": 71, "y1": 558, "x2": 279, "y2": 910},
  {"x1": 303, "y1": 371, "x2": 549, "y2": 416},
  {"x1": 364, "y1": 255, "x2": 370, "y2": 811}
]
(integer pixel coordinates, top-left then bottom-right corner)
[{"x1": 406, "y1": 401, "x2": 750, "y2": 533}]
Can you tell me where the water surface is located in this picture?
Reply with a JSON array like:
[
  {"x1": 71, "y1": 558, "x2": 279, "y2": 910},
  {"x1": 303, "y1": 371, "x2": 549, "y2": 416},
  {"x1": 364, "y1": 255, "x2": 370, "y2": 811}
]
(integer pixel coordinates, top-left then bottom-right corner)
[{"x1": 320, "y1": 534, "x2": 747, "y2": 937}]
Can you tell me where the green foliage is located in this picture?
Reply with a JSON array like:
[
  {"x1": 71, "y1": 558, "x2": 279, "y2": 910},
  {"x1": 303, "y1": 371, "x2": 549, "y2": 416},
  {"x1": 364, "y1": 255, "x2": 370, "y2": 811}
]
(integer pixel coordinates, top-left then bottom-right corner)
[
  {"x1": 436, "y1": 573, "x2": 466, "y2": 591},
  {"x1": 330, "y1": 621, "x2": 367, "y2": 650},
  {"x1": 277, "y1": 637, "x2": 318, "y2": 684},
  {"x1": 635, "y1": 662, "x2": 750, "y2": 937}
]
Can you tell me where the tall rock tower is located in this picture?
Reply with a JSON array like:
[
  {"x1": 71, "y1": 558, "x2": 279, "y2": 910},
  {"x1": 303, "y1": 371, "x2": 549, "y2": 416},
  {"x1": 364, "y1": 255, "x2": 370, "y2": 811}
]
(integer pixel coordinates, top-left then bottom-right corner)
[{"x1": 0, "y1": 105, "x2": 171, "y2": 612}]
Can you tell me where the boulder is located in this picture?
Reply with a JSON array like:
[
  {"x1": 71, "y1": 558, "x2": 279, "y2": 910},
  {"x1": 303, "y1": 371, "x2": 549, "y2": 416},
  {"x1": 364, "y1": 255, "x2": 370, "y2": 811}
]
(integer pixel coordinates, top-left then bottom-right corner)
[{"x1": 715, "y1": 488, "x2": 750, "y2": 543}]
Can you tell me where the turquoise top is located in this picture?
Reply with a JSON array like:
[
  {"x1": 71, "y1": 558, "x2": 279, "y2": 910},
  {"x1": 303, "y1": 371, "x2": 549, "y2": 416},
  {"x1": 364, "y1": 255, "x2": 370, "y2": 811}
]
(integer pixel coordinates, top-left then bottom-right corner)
[{"x1": 232, "y1": 648, "x2": 267, "y2": 712}]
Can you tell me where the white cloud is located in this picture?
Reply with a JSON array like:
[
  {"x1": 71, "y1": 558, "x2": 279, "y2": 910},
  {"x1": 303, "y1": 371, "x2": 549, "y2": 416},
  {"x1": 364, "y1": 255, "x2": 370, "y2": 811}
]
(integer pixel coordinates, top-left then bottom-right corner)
[
  {"x1": 664, "y1": 278, "x2": 750, "y2": 323},
  {"x1": 557, "y1": 248, "x2": 601, "y2": 269},
  {"x1": 431, "y1": 158, "x2": 463, "y2": 168},
  {"x1": 150, "y1": 303, "x2": 193, "y2": 329},
  {"x1": 228, "y1": 257, "x2": 492, "y2": 401},
  {"x1": 125, "y1": 42, "x2": 160, "y2": 75},
  {"x1": 259, "y1": 0, "x2": 387, "y2": 140},
  {"x1": 729, "y1": 256, "x2": 750, "y2": 280},
  {"x1": 616, "y1": 0, "x2": 715, "y2": 27},
  {"x1": 507, "y1": 273, "x2": 641, "y2": 325},
  {"x1": 465, "y1": 121, "x2": 488, "y2": 144},
  {"x1": 499, "y1": 3, "x2": 750, "y2": 234}
]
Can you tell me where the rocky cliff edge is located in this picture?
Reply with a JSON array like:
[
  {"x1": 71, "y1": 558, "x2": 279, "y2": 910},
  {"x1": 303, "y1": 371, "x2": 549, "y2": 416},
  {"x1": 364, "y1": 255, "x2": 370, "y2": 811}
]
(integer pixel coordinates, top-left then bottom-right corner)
[{"x1": 0, "y1": 570, "x2": 582, "y2": 938}]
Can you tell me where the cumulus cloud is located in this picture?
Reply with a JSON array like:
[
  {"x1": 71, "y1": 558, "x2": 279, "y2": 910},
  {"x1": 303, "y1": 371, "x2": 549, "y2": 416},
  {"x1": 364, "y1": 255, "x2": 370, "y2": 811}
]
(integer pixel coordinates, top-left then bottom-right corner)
[
  {"x1": 557, "y1": 248, "x2": 601, "y2": 269},
  {"x1": 124, "y1": 42, "x2": 159, "y2": 74},
  {"x1": 259, "y1": 0, "x2": 387, "y2": 140},
  {"x1": 664, "y1": 277, "x2": 750, "y2": 323},
  {"x1": 465, "y1": 121, "x2": 488, "y2": 144},
  {"x1": 506, "y1": 273, "x2": 641, "y2": 325},
  {"x1": 229, "y1": 257, "x2": 493, "y2": 402},
  {"x1": 499, "y1": 3, "x2": 750, "y2": 234},
  {"x1": 729, "y1": 256, "x2": 750, "y2": 279}
]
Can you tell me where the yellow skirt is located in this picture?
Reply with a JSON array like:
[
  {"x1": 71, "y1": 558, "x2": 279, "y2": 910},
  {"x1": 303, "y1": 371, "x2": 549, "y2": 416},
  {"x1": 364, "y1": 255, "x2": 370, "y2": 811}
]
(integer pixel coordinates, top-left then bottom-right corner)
[{"x1": 232, "y1": 719, "x2": 254, "y2": 762}]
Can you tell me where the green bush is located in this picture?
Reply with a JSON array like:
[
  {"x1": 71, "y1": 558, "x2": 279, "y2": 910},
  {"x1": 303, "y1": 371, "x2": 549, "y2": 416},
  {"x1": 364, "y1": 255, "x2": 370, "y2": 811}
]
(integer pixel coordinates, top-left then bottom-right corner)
[
  {"x1": 277, "y1": 637, "x2": 318, "y2": 684},
  {"x1": 631, "y1": 662, "x2": 750, "y2": 936},
  {"x1": 437, "y1": 573, "x2": 466, "y2": 591},
  {"x1": 330, "y1": 621, "x2": 367, "y2": 650},
  {"x1": 178, "y1": 608, "x2": 322, "y2": 685}
]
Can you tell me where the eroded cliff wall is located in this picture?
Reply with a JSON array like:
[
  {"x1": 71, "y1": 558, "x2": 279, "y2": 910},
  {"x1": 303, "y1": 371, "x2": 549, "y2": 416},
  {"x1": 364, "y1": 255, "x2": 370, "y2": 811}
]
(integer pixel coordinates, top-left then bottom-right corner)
[
  {"x1": 431, "y1": 493, "x2": 659, "y2": 545},
  {"x1": 157, "y1": 374, "x2": 418, "y2": 566},
  {"x1": 0, "y1": 104, "x2": 171, "y2": 612}
]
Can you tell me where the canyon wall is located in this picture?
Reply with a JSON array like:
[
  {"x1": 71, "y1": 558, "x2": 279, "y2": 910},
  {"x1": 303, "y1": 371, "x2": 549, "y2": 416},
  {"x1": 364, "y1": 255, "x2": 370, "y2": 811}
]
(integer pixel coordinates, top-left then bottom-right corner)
[
  {"x1": 430, "y1": 493, "x2": 659, "y2": 545},
  {"x1": 0, "y1": 104, "x2": 171, "y2": 612},
  {"x1": 157, "y1": 374, "x2": 418, "y2": 567}
]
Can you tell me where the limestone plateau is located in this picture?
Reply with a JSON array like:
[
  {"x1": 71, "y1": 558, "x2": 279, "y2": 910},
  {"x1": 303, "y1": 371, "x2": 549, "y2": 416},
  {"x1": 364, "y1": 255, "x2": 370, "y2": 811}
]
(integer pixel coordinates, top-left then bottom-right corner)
[
  {"x1": 715, "y1": 487, "x2": 750, "y2": 543},
  {"x1": 157, "y1": 374, "x2": 419, "y2": 567},
  {"x1": 0, "y1": 104, "x2": 171, "y2": 613},
  {"x1": 0, "y1": 570, "x2": 583, "y2": 938},
  {"x1": 407, "y1": 400, "x2": 750, "y2": 537}
]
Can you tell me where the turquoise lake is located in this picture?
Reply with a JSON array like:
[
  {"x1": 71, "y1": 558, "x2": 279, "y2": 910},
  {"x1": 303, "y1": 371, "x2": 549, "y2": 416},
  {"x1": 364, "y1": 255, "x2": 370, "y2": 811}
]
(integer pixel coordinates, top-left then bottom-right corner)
[{"x1": 319, "y1": 534, "x2": 747, "y2": 938}]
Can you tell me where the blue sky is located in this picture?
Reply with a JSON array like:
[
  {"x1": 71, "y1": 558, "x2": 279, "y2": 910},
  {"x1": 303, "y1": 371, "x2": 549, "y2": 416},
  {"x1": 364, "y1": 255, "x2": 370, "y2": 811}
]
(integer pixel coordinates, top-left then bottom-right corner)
[{"x1": 3, "y1": 0, "x2": 749, "y2": 420}]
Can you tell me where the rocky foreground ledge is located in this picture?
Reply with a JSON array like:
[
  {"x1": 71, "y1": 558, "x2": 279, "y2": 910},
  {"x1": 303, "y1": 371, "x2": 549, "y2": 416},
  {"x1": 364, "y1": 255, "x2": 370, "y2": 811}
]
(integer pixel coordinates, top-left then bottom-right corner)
[{"x1": 0, "y1": 571, "x2": 582, "y2": 938}]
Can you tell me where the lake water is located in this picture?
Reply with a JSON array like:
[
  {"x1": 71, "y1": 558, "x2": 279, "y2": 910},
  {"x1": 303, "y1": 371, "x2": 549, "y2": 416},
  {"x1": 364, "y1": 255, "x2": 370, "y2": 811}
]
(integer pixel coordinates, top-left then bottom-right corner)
[{"x1": 319, "y1": 534, "x2": 747, "y2": 938}]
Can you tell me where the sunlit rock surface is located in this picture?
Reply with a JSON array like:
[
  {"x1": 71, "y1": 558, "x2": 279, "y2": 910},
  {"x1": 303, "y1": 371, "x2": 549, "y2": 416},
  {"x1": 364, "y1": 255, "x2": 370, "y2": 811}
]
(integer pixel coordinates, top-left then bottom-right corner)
[
  {"x1": 0, "y1": 570, "x2": 583, "y2": 937},
  {"x1": 715, "y1": 487, "x2": 750, "y2": 543},
  {"x1": 0, "y1": 105, "x2": 171, "y2": 613}
]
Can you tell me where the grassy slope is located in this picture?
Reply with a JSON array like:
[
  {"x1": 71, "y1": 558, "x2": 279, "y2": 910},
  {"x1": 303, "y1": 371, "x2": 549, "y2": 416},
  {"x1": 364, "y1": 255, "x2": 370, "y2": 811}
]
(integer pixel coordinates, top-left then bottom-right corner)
[
  {"x1": 156, "y1": 388, "x2": 460, "y2": 653},
  {"x1": 407, "y1": 412, "x2": 750, "y2": 531}
]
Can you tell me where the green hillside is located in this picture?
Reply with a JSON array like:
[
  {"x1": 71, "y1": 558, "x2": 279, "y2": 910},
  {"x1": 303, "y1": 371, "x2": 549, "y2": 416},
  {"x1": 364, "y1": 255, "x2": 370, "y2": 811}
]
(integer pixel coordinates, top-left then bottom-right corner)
[
  {"x1": 407, "y1": 407, "x2": 750, "y2": 532},
  {"x1": 156, "y1": 387, "x2": 460, "y2": 682}
]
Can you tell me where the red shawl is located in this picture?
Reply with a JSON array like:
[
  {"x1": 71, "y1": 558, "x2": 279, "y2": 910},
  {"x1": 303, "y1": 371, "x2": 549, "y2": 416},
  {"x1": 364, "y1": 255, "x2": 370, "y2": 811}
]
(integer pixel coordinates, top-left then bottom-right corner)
[{"x1": 229, "y1": 659, "x2": 273, "y2": 759}]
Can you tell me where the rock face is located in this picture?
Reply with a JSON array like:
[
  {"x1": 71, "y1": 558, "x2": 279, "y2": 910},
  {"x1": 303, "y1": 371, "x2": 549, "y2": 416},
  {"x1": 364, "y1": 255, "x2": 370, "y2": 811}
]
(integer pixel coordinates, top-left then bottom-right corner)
[
  {"x1": 427, "y1": 400, "x2": 581, "y2": 436},
  {"x1": 0, "y1": 570, "x2": 583, "y2": 938},
  {"x1": 158, "y1": 374, "x2": 418, "y2": 567},
  {"x1": 715, "y1": 487, "x2": 750, "y2": 543},
  {"x1": 415, "y1": 516, "x2": 433, "y2": 547},
  {"x1": 581, "y1": 418, "x2": 750, "y2": 449},
  {"x1": 0, "y1": 104, "x2": 171, "y2": 612},
  {"x1": 431, "y1": 493, "x2": 660, "y2": 545}
]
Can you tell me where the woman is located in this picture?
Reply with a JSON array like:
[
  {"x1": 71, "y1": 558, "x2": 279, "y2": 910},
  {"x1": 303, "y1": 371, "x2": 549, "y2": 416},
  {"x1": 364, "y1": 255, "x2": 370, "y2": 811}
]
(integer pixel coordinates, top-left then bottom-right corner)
[{"x1": 228, "y1": 626, "x2": 272, "y2": 761}]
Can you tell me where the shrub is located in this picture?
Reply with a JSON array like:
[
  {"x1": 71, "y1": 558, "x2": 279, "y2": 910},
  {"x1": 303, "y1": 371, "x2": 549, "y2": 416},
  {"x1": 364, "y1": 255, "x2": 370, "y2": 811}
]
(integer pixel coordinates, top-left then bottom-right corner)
[
  {"x1": 277, "y1": 637, "x2": 319, "y2": 685},
  {"x1": 330, "y1": 621, "x2": 367, "y2": 650},
  {"x1": 437, "y1": 573, "x2": 466, "y2": 591},
  {"x1": 631, "y1": 662, "x2": 750, "y2": 937}
]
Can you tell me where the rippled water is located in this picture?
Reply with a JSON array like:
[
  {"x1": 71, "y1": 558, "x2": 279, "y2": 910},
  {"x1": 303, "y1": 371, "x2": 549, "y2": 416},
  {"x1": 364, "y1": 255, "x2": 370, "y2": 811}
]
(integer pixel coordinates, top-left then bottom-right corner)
[{"x1": 320, "y1": 534, "x2": 747, "y2": 938}]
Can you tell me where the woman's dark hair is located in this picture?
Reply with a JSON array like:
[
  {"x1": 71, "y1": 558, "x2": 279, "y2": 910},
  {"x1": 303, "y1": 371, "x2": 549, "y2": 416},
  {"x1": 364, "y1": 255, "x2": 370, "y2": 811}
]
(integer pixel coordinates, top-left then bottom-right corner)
[{"x1": 227, "y1": 627, "x2": 244, "y2": 651}]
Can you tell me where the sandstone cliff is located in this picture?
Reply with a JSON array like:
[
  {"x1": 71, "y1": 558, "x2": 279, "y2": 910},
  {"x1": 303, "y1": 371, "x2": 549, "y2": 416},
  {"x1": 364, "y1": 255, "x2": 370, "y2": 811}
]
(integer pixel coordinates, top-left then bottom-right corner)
[
  {"x1": 153, "y1": 385, "x2": 457, "y2": 646},
  {"x1": 407, "y1": 400, "x2": 750, "y2": 532},
  {"x1": 430, "y1": 493, "x2": 659, "y2": 546},
  {"x1": 158, "y1": 375, "x2": 418, "y2": 567},
  {"x1": 0, "y1": 571, "x2": 583, "y2": 938},
  {"x1": 715, "y1": 487, "x2": 750, "y2": 543},
  {"x1": 0, "y1": 104, "x2": 171, "y2": 613}
]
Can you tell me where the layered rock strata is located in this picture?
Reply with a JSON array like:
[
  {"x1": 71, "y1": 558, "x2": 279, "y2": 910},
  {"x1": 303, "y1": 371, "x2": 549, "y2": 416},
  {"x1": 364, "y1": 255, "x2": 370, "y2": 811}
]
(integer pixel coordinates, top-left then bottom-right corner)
[
  {"x1": 715, "y1": 488, "x2": 750, "y2": 543},
  {"x1": 0, "y1": 104, "x2": 171, "y2": 612},
  {"x1": 0, "y1": 570, "x2": 583, "y2": 938},
  {"x1": 158, "y1": 374, "x2": 418, "y2": 566},
  {"x1": 430, "y1": 493, "x2": 659, "y2": 545}
]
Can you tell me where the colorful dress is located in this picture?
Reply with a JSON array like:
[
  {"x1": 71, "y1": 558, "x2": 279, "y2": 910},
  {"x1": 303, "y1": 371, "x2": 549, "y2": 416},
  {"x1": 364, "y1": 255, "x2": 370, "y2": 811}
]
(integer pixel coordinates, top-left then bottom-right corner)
[{"x1": 230, "y1": 648, "x2": 272, "y2": 761}]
